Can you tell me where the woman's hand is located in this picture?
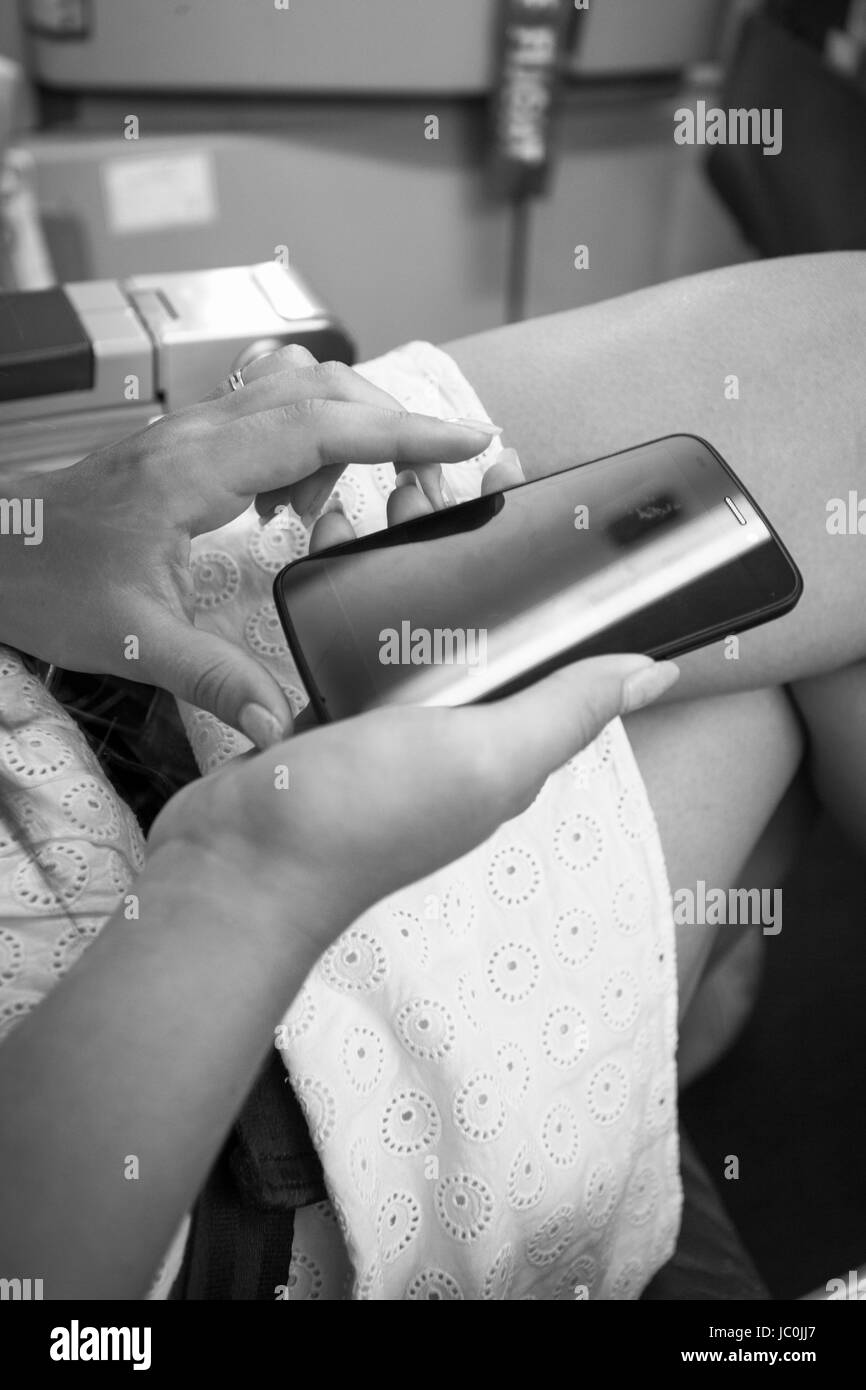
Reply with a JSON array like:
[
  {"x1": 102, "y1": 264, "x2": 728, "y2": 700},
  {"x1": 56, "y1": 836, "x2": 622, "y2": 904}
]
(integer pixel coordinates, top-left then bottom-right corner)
[
  {"x1": 148, "y1": 434, "x2": 677, "y2": 936},
  {"x1": 0, "y1": 345, "x2": 498, "y2": 746},
  {"x1": 149, "y1": 652, "x2": 680, "y2": 945}
]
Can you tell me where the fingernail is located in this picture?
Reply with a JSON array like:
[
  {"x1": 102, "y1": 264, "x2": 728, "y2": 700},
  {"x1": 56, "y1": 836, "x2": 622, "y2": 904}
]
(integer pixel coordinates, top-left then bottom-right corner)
[
  {"x1": 239, "y1": 702, "x2": 286, "y2": 750},
  {"x1": 321, "y1": 496, "x2": 345, "y2": 516},
  {"x1": 395, "y1": 469, "x2": 423, "y2": 492},
  {"x1": 440, "y1": 471, "x2": 457, "y2": 506},
  {"x1": 621, "y1": 661, "x2": 680, "y2": 714},
  {"x1": 444, "y1": 417, "x2": 504, "y2": 436},
  {"x1": 497, "y1": 446, "x2": 526, "y2": 479},
  {"x1": 300, "y1": 482, "x2": 334, "y2": 529}
]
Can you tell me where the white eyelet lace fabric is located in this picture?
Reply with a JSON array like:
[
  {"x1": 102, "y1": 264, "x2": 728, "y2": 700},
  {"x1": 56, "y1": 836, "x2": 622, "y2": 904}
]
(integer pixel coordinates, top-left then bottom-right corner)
[
  {"x1": 0, "y1": 655, "x2": 147, "y2": 1042},
  {"x1": 0, "y1": 341, "x2": 682, "y2": 1300},
  {"x1": 176, "y1": 341, "x2": 683, "y2": 1300}
]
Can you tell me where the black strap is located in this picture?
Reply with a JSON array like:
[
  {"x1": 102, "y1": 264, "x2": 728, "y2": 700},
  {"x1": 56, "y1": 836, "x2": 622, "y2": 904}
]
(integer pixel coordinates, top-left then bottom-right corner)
[{"x1": 170, "y1": 1050, "x2": 327, "y2": 1300}]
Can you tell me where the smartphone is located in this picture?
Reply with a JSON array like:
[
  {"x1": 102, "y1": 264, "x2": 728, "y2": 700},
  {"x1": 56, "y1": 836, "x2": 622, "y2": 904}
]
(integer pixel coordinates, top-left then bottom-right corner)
[{"x1": 273, "y1": 434, "x2": 803, "y2": 723}]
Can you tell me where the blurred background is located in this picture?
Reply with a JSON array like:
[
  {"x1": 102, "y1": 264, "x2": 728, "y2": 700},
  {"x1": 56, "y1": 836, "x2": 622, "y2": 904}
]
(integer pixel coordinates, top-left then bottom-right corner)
[
  {"x1": 1, "y1": 0, "x2": 860, "y2": 358},
  {"x1": 1, "y1": 0, "x2": 865, "y2": 1301}
]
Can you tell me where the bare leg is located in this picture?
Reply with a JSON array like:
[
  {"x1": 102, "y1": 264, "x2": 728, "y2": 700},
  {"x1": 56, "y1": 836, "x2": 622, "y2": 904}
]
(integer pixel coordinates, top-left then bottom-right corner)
[
  {"x1": 446, "y1": 253, "x2": 866, "y2": 698},
  {"x1": 623, "y1": 687, "x2": 803, "y2": 1017},
  {"x1": 444, "y1": 251, "x2": 865, "y2": 1001}
]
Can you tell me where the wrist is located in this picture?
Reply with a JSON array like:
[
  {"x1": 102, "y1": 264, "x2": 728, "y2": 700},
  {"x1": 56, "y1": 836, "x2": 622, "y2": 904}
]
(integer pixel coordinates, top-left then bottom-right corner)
[{"x1": 142, "y1": 831, "x2": 341, "y2": 979}]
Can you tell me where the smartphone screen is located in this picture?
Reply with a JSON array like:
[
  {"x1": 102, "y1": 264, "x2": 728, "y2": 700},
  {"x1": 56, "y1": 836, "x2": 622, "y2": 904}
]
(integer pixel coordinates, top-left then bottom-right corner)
[{"x1": 274, "y1": 434, "x2": 802, "y2": 722}]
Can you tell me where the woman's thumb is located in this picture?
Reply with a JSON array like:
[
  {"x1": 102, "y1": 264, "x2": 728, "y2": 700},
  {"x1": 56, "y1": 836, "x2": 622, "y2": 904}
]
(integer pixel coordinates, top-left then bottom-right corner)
[
  {"x1": 491, "y1": 654, "x2": 680, "y2": 791},
  {"x1": 142, "y1": 616, "x2": 292, "y2": 748}
]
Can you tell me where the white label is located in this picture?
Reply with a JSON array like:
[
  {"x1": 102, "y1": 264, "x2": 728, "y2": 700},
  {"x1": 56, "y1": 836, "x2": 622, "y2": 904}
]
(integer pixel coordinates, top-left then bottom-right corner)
[{"x1": 101, "y1": 152, "x2": 217, "y2": 236}]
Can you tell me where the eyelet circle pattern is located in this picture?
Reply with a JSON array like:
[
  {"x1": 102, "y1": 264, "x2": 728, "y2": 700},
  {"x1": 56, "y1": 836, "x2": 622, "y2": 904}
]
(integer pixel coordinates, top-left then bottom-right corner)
[
  {"x1": 389, "y1": 908, "x2": 429, "y2": 968},
  {"x1": 0, "y1": 727, "x2": 74, "y2": 784},
  {"x1": 615, "y1": 786, "x2": 652, "y2": 841},
  {"x1": 185, "y1": 709, "x2": 243, "y2": 771},
  {"x1": 296, "y1": 1076, "x2": 336, "y2": 1145},
  {"x1": 608, "y1": 1258, "x2": 645, "y2": 1300},
  {"x1": 624, "y1": 1165, "x2": 660, "y2": 1226},
  {"x1": 379, "y1": 1087, "x2": 441, "y2": 1156},
  {"x1": 645, "y1": 1072, "x2": 675, "y2": 1137},
  {"x1": 495, "y1": 1040, "x2": 531, "y2": 1106},
  {"x1": 50, "y1": 922, "x2": 99, "y2": 977},
  {"x1": 434, "y1": 1172, "x2": 495, "y2": 1243},
  {"x1": 441, "y1": 879, "x2": 476, "y2": 937},
  {"x1": 18, "y1": 676, "x2": 74, "y2": 722},
  {"x1": 555, "y1": 1254, "x2": 598, "y2": 1300},
  {"x1": 486, "y1": 941, "x2": 541, "y2": 1004},
  {"x1": 349, "y1": 1137, "x2": 378, "y2": 1208},
  {"x1": 248, "y1": 513, "x2": 308, "y2": 572},
  {"x1": 60, "y1": 777, "x2": 121, "y2": 842},
  {"x1": 551, "y1": 906, "x2": 599, "y2": 970},
  {"x1": 280, "y1": 683, "x2": 308, "y2": 718},
  {"x1": 541, "y1": 1004, "x2": 590, "y2": 1070},
  {"x1": 486, "y1": 844, "x2": 541, "y2": 908},
  {"x1": 284, "y1": 1250, "x2": 323, "y2": 1300},
  {"x1": 585, "y1": 1060, "x2": 631, "y2": 1126},
  {"x1": 600, "y1": 969, "x2": 641, "y2": 1032},
  {"x1": 354, "y1": 1261, "x2": 384, "y2": 1301},
  {"x1": 330, "y1": 475, "x2": 366, "y2": 527},
  {"x1": 553, "y1": 813, "x2": 604, "y2": 873},
  {"x1": 456, "y1": 970, "x2": 481, "y2": 1030},
  {"x1": 281, "y1": 986, "x2": 317, "y2": 1042},
  {"x1": 541, "y1": 1100, "x2": 580, "y2": 1168},
  {"x1": 105, "y1": 849, "x2": 135, "y2": 896},
  {"x1": 648, "y1": 929, "x2": 670, "y2": 992},
  {"x1": 570, "y1": 724, "x2": 613, "y2": 777},
  {"x1": 191, "y1": 550, "x2": 241, "y2": 610},
  {"x1": 321, "y1": 928, "x2": 388, "y2": 994},
  {"x1": 585, "y1": 1160, "x2": 620, "y2": 1229},
  {"x1": 527, "y1": 1203, "x2": 575, "y2": 1267},
  {"x1": 373, "y1": 464, "x2": 395, "y2": 498},
  {"x1": 452, "y1": 1070, "x2": 506, "y2": 1143},
  {"x1": 13, "y1": 841, "x2": 90, "y2": 913},
  {"x1": 376, "y1": 1190, "x2": 422, "y2": 1264},
  {"x1": 0, "y1": 992, "x2": 40, "y2": 1042},
  {"x1": 341, "y1": 1025, "x2": 386, "y2": 1096},
  {"x1": 244, "y1": 602, "x2": 287, "y2": 658},
  {"x1": 482, "y1": 1244, "x2": 515, "y2": 1300},
  {"x1": 404, "y1": 1268, "x2": 464, "y2": 1300},
  {"x1": 612, "y1": 873, "x2": 651, "y2": 935},
  {"x1": 506, "y1": 1141, "x2": 548, "y2": 1212},
  {"x1": 395, "y1": 997, "x2": 455, "y2": 1062},
  {"x1": 0, "y1": 930, "x2": 23, "y2": 985}
]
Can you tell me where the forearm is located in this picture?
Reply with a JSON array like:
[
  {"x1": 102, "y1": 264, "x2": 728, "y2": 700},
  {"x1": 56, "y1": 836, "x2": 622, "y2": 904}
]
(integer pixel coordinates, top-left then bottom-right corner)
[{"x1": 0, "y1": 841, "x2": 327, "y2": 1300}]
